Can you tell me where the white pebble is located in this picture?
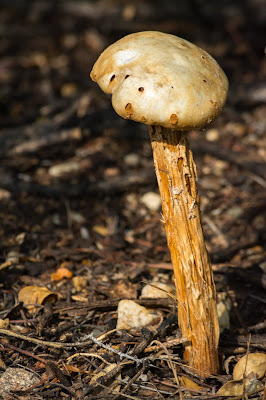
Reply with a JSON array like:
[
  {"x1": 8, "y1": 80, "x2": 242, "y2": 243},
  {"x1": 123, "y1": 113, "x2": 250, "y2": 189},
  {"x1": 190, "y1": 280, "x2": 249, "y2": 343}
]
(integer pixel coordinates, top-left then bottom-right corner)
[
  {"x1": 141, "y1": 191, "x2": 161, "y2": 211},
  {"x1": 217, "y1": 292, "x2": 231, "y2": 332},
  {"x1": 116, "y1": 300, "x2": 160, "y2": 330},
  {"x1": 124, "y1": 153, "x2": 140, "y2": 167},
  {"x1": 206, "y1": 128, "x2": 219, "y2": 141},
  {"x1": 140, "y1": 282, "x2": 175, "y2": 299}
]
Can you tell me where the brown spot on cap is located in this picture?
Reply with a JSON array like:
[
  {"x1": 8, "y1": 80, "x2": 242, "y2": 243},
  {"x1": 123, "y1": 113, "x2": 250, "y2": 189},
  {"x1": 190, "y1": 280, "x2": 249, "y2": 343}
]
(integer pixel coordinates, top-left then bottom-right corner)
[
  {"x1": 138, "y1": 87, "x2": 144, "y2": 92},
  {"x1": 125, "y1": 103, "x2": 133, "y2": 112},
  {"x1": 140, "y1": 115, "x2": 147, "y2": 123},
  {"x1": 210, "y1": 99, "x2": 219, "y2": 111},
  {"x1": 110, "y1": 74, "x2": 116, "y2": 82},
  {"x1": 170, "y1": 113, "x2": 178, "y2": 125},
  {"x1": 125, "y1": 103, "x2": 134, "y2": 119}
]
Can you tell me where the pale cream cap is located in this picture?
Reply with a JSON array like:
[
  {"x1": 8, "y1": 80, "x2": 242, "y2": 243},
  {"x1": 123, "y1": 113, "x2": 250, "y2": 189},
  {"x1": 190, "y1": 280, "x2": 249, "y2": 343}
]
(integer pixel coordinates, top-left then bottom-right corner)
[{"x1": 91, "y1": 31, "x2": 228, "y2": 130}]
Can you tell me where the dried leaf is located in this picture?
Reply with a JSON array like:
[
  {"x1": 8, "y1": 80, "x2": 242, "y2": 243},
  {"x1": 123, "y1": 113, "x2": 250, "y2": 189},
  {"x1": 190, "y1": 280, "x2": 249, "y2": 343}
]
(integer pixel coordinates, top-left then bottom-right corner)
[
  {"x1": 217, "y1": 380, "x2": 244, "y2": 396},
  {"x1": 233, "y1": 353, "x2": 266, "y2": 380},
  {"x1": 71, "y1": 295, "x2": 88, "y2": 302},
  {"x1": 64, "y1": 364, "x2": 80, "y2": 373},
  {"x1": 51, "y1": 267, "x2": 73, "y2": 281},
  {"x1": 180, "y1": 376, "x2": 203, "y2": 390},
  {"x1": 93, "y1": 225, "x2": 108, "y2": 236},
  {"x1": 0, "y1": 318, "x2": 9, "y2": 329},
  {"x1": 18, "y1": 286, "x2": 57, "y2": 314},
  {"x1": 217, "y1": 376, "x2": 263, "y2": 396}
]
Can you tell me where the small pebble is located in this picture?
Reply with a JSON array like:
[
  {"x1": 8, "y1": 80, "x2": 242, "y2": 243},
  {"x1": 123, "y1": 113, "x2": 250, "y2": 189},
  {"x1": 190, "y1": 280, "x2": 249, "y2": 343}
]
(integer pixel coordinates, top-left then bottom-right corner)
[
  {"x1": 226, "y1": 206, "x2": 244, "y2": 219},
  {"x1": 124, "y1": 153, "x2": 140, "y2": 167},
  {"x1": 68, "y1": 210, "x2": 86, "y2": 224},
  {"x1": 141, "y1": 191, "x2": 161, "y2": 212},
  {"x1": 217, "y1": 293, "x2": 231, "y2": 332},
  {"x1": 0, "y1": 368, "x2": 39, "y2": 397},
  {"x1": 5, "y1": 250, "x2": 19, "y2": 264},
  {"x1": 80, "y1": 226, "x2": 90, "y2": 239},
  {"x1": 141, "y1": 282, "x2": 175, "y2": 299},
  {"x1": 73, "y1": 276, "x2": 87, "y2": 291},
  {"x1": 16, "y1": 232, "x2": 26, "y2": 245},
  {"x1": 206, "y1": 128, "x2": 219, "y2": 141},
  {"x1": 116, "y1": 300, "x2": 160, "y2": 330}
]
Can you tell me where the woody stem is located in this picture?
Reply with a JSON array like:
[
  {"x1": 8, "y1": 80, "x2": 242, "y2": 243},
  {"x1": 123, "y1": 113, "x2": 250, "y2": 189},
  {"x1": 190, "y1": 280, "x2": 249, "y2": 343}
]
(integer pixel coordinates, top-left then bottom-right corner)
[{"x1": 149, "y1": 125, "x2": 219, "y2": 376}]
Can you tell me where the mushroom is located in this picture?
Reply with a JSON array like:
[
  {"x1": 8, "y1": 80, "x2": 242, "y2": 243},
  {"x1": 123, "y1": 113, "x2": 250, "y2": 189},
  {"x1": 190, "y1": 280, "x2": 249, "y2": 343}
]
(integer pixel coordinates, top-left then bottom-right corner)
[{"x1": 90, "y1": 31, "x2": 228, "y2": 376}]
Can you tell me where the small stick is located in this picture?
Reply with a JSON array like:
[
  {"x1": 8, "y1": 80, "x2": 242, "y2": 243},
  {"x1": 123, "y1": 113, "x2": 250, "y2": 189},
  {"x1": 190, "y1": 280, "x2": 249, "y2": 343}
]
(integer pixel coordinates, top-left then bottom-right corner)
[
  {"x1": 149, "y1": 339, "x2": 181, "y2": 396},
  {"x1": 0, "y1": 340, "x2": 50, "y2": 365},
  {"x1": 0, "y1": 328, "x2": 93, "y2": 349},
  {"x1": 87, "y1": 332, "x2": 149, "y2": 365},
  {"x1": 242, "y1": 334, "x2": 252, "y2": 400},
  {"x1": 113, "y1": 364, "x2": 147, "y2": 400}
]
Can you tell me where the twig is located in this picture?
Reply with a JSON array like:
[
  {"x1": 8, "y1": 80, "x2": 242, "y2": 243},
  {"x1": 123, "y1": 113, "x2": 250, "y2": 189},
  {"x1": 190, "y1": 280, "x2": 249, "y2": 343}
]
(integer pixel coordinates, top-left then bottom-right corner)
[
  {"x1": 247, "y1": 172, "x2": 266, "y2": 188},
  {"x1": 144, "y1": 336, "x2": 187, "y2": 352},
  {"x1": 211, "y1": 239, "x2": 258, "y2": 263},
  {"x1": 262, "y1": 382, "x2": 266, "y2": 400},
  {"x1": 67, "y1": 352, "x2": 112, "y2": 366},
  {"x1": 0, "y1": 340, "x2": 50, "y2": 365},
  {"x1": 54, "y1": 298, "x2": 172, "y2": 315},
  {"x1": 0, "y1": 328, "x2": 93, "y2": 348},
  {"x1": 248, "y1": 320, "x2": 266, "y2": 332},
  {"x1": 112, "y1": 364, "x2": 147, "y2": 400},
  {"x1": 87, "y1": 332, "x2": 149, "y2": 365},
  {"x1": 86, "y1": 380, "x2": 145, "y2": 400},
  {"x1": 249, "y1": 294, "x2": 266, "y2": 304},
  {"x1": 220, "y1": 333, "x2": 266, "y2": 351},
  {"x1": 149, "y1": 339, "x2": 181, "y2": 395},
  {"x1": 10, "y1": 127, "x2": 82, "y2": 156}
]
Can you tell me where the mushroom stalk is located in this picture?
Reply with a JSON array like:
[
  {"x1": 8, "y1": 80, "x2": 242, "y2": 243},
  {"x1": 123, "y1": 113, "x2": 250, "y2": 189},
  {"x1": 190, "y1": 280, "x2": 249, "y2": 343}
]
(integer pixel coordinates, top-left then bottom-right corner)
[{"x1": 149, "y1": 125, "x2": 219, "y2": 376}]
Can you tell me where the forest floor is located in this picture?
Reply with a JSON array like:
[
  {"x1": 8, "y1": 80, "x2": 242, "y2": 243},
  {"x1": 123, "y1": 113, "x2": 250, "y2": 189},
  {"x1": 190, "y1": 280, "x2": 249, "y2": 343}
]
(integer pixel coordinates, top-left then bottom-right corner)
[{"x1": 0, "y1": 1, "x2": 265, "y2": 399}]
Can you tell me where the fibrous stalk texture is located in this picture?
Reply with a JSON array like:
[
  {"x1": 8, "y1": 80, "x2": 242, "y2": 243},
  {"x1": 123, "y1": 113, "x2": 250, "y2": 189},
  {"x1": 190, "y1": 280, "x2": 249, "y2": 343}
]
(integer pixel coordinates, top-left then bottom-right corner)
[{"x1": 149, "y1": 125, "x2": 219, "y2": 376}]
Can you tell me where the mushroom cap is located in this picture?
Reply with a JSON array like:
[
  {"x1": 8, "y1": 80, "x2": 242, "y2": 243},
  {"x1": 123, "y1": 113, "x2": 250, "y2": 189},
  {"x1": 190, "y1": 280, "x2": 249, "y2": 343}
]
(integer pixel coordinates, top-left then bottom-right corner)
[{"x1": 90, "y1": 31, "x2": 228, "y2": 130}]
